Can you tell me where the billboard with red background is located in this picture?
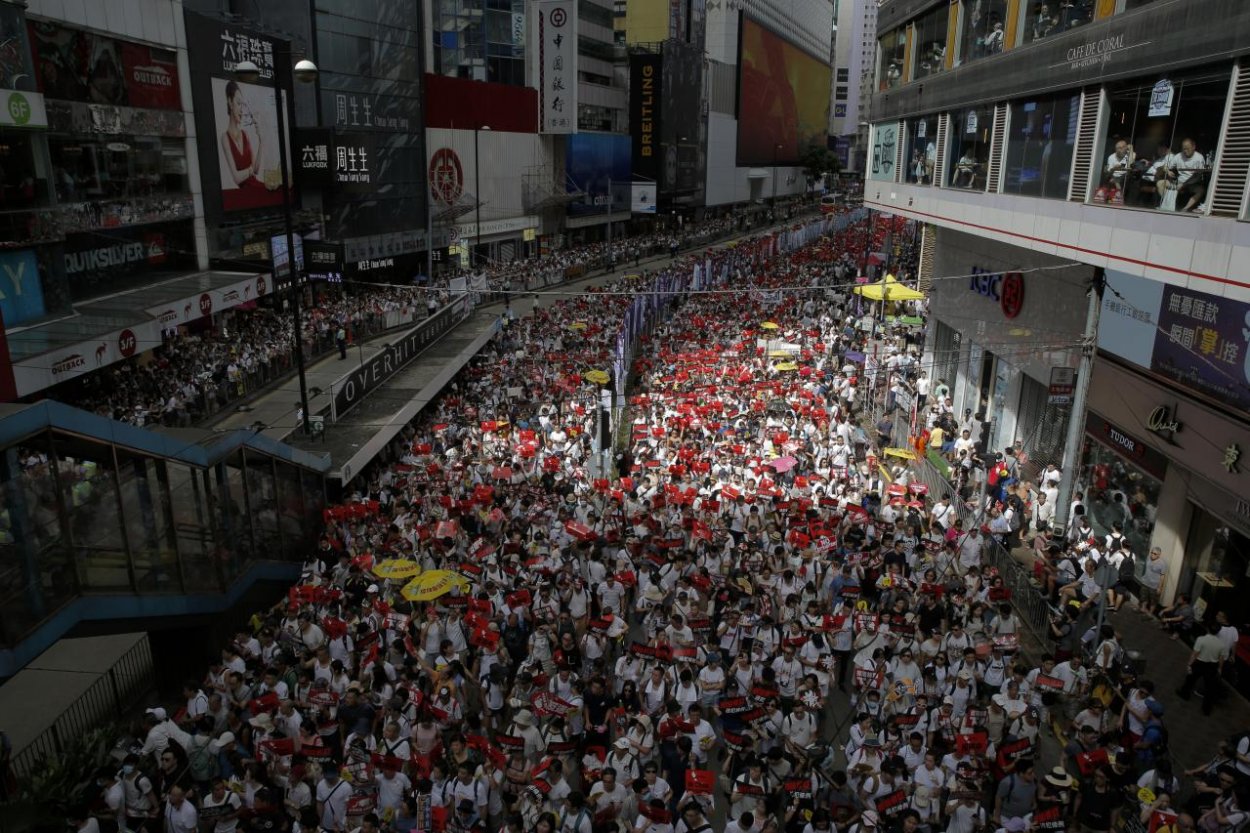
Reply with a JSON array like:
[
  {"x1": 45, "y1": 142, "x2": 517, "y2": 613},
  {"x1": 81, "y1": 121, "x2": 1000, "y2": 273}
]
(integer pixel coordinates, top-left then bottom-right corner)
[{"x1": 737, "y1": 19, "x2": 831, "y2": 165}]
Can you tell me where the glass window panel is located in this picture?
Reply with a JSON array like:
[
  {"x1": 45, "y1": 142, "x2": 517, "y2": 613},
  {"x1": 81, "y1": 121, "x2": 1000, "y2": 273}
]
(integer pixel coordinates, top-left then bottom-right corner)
[
  {"x1": 1003, "y1": 92, "x2": 1081, "y2": 200},
  {"x1": 168, "y1": 462, "x2": 220, "y2": 593},
  {"x1": 1076, "y1": 439, "x2": 1161, "y2": 561},
  {"x1": 958, "y1": 0, "x2": 1008, "y2": 65},
  {"x1": 116, "y1": 451, "x2": 179, "y2": 593},
  {"x1": 878, "y1": 28, "x2": 906, "y2": 91},
  {"x1": 0, "y1": 435, "x2": 75, "y2": 645},
  {"x1": 904, "y1": 116, "x2": 939, "y2": 185},
  {"x1": 912, "y1": 5, "x2": 949, "y2": 79},
  {"x1": 243, "y1": 450, "x2": 280, "y2": 567},
  {"x1": 1096, "y1": 69, "x2": 1229, "y2": 213},
  {"x1": 948, "y1": 106, "x2": 993, "y2": 191},
  {"x1": 274, "y1": 460, "x2": 307, "y2": 558},
  {"x1": 51, "y1": 432, "x2": 130, "y2": 591},
  {"x1": 1023, "y1": 1, "x2": 1096, "y2": 42}
]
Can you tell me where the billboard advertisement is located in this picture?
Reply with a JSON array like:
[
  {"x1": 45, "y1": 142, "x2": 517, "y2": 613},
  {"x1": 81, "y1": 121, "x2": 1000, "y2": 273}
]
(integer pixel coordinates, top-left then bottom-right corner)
[
  {"x1": 566, "y1": 133, "x2": 630, "y2": 216},
  {"x1": 185, "y1": 12, "x2": 293, "y2": 218},
  {"x1": 630, "y1": 53, "x2": 662, "y2": 184},
  {"x1": 426, "y1": 128, "x2": 550, "y2": 229},
  {"x1": 631, "y1": 183, "x2": 657, "y2": 214},
  {"x1": 737, "y1": 19, "x2": 831, "y2": 165},
  {"x1": 1098, "y1": 269, "x2": 1250, "y2": 414},
  {"x1": 28, "y1": 20, "x2": 181, "y2": 110}
]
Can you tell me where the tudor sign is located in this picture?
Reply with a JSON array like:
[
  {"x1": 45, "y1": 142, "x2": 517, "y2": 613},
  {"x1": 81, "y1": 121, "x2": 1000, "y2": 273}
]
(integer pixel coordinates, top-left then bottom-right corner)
[{"x1": 969, "y1": 267, "x2": 1024, "y2": 319}]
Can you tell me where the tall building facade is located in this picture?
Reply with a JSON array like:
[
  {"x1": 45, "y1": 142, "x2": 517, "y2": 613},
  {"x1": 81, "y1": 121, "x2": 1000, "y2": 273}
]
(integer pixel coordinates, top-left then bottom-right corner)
[
  {"x1": 703, "y1": 0, "x2": 834, "y2": 207},
  {"x1": 830, "y1": 0, "x2": 877, "y2": 172},
  {"x1": 868, "y1": 0, "x2": 1250, "y2": 620}
]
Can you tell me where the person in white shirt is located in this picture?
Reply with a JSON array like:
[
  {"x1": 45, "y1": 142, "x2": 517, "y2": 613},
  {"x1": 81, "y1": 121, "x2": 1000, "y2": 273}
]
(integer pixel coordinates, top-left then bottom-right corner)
[
  {"x1": 139, "y1": 708, "x2": 192, "y2": 758},
  {"x1": 202, "y1": 779, "x2": 242, "y2": 833},
  {"x1": 1166, "y1": 138, "x2": 1207, "y2": 212},
  {"x1": 315, "y1": 770, "x2": 351, "y2": 832},
  {"x1": 164, "y1": 787, "x2": 198, "y2": 833}
]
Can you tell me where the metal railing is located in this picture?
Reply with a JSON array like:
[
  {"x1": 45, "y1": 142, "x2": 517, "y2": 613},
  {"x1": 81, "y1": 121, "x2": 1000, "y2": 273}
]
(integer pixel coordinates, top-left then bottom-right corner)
[
  {"x1": 909, "y1": 456, "x2": 1052, "y2": 644},
  {"x1": 9, "y1": 635, "x2": 155, "y2": 778}
]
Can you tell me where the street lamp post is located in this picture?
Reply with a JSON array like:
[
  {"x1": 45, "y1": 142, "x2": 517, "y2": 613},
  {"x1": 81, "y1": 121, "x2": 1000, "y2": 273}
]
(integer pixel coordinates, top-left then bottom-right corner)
[
  {"x1": 772, "y1": 143, "x2": 782, "y2": 207},
  {"x1": 474, "y1": 124, "x2": 491, "y2": 269},
  {"x1": 234, "y1": 57, "x2": 319, "y2": 436}
]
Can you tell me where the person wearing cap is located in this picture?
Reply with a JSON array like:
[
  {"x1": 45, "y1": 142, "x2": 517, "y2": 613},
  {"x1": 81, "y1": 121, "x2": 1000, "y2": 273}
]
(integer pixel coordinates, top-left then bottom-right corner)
[{"x1": 139, "y1": 706, "x2": 192, "y2": 759}]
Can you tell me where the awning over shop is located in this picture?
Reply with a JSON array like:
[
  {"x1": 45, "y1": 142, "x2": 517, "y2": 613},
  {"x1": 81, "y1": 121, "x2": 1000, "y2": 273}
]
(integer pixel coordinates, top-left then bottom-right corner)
[{"x1": 6, "y1": 269, "x2": 266, "y2": 399}]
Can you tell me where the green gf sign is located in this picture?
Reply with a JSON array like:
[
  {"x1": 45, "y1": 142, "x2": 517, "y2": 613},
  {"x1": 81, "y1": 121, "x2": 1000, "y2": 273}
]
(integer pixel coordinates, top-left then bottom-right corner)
[{"x1": 7, "y1": 92, "x2": 31, "y2": 125}]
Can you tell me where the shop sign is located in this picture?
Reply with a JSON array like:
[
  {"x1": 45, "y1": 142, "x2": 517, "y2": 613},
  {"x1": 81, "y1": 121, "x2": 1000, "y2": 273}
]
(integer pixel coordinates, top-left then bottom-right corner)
[
  {"x1": 1148, "y1": 79, "x2": 1174, "y2": 118},
  {"x1": 1086, "y1": 414, "x2": 1167, "y2": 478},
  {"x1": 1145, "y1": 404, "x2": 1182, "y2": 442},
  {"x1": 334, "y1": 132, "x2": 376, "y2": 191},
  {"x1": 969, "y1": 266, "x2": 1025, "y2": 318},
  {"x1": 1047, "y1": 366, "x2": 1076, "y2": 405},
  {"x1": 306, "y1": 242, "x2": 344, "y2": 282},
  {"x1": 1056, "y1": 32, "x2": 1141, "y2": 71},
  {"x1": 0, "y1": 250, "x2": 47, "y2": 327},
  {"x1": 0, "y1": 90, "x2": 48, "y2": 129},
  {"x1": 298, "y1": 129, "x2": 333, "y2": 186}
]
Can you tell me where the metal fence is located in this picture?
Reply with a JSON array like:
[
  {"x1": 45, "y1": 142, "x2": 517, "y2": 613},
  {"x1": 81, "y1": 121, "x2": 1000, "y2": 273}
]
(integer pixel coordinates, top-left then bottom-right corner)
[
  {"x1": 909, "y1": 456, "x2": 1052, "y2": 644},
  {"x1": 9, "y1": 635, "x2": 155, "y2": 778}
]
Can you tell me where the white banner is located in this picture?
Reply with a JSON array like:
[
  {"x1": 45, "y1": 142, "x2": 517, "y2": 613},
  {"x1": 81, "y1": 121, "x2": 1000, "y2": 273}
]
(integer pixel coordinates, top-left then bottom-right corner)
[
  {"x1": 13, "y1": 318, "x2": 164, "y2": 398},
  {"x1": 631, "y1": 183, "x2": 657, "y2": 214},
  {"x1": 145, "y1": 273, "x2": 272, "y2": 331},
  {"x1": 535, "y1": 0, "x2": 577, "y2": 134}
]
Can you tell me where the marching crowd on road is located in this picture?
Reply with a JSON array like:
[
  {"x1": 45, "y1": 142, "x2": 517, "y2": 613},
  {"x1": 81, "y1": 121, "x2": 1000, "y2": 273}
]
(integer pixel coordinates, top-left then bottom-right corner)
[{"x1": 67, "y1": 210, "x2": 1249, "y2": 833}]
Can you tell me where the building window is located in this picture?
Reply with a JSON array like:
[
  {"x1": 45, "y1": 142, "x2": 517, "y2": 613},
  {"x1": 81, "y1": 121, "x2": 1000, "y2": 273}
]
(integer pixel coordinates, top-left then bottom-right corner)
[
  {"x1": 912, "y1": 4, "x2": 948, "y2": 79},
  {"x1": 1023, "y1": 1, "x2": 1096, "y2": 42},
  {"x1": 1096, "y1": 68, "x2": 1229, "y2": 213},
  {"x1": 904, "y1": 116, "x2": 938, "y2": 185},
  {"x1": 835, "y1": 86, "x2": 848, "y2": 101},
  {"x1": 878, "y1": 27, "x2": 905, "y2": 90},
  {"x1": 1002, "y1": 92, "x2": 1081, "y2": 200},
  {"x1": 48, "y1": 136, "x2": 186, "y2": 203},
  {"x1": 837, "y1": 68, "x2": 849, "y2": 82},
  {"x1": 948, "y1": 106, "x2": 993, "y2": 191},
  {"x1": 958, "y1": 0, "x2": 1007, "y2": 65}
]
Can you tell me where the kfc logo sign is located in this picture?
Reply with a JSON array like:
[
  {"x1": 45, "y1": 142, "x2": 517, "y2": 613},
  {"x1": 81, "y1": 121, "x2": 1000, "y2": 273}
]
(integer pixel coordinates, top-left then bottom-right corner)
[
  {"x1": 199, "y1": 293, "x2": 213, "y2": 317},
  {"x1": 118, "y1": 329, "x2": 137, "y2": 358}
]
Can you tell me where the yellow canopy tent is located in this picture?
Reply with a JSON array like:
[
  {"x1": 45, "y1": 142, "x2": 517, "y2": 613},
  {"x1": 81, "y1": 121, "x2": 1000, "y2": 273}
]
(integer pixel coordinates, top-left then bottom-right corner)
[{"x1": 853, "y1": 273, "x2": 926, "y2": 302}]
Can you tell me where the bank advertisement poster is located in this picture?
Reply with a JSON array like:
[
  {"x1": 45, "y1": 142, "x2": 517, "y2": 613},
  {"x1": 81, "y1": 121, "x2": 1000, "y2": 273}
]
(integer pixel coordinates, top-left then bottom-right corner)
[
  {"x1": 566, "y1": 133, "x2": 630, "y2": 216},
  {"x1": 1098, "y1": 269, "x2": 1250, "y2": 413},
  {"x1": 737, "y1": 18, "x2": 830, "y2": 165}
]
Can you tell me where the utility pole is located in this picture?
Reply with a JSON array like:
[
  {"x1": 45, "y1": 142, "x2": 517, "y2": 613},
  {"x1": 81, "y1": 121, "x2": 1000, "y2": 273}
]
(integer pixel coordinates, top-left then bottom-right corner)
[{"x1": 1053, "y1": 266, "x2": 1106, "y2": 534}]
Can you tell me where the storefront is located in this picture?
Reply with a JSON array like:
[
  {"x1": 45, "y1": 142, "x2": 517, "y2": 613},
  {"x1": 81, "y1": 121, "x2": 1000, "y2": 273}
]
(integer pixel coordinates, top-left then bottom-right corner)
[
  {"x1": 1089, "y1": 267, "x2": 1250, "y2": 622},
  {"x1": 1084, "y1": 358, "x2": 1250, "y2": 626},
  {"x1": 925, "y1": 228, "x2": 1089, "y2": 469}
]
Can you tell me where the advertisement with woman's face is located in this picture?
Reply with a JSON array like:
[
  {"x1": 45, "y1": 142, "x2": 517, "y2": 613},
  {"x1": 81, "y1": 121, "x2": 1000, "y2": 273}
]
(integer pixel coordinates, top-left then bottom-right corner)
[{"x1": 213, "y1": 77, "x2": 291, "y2": 211}]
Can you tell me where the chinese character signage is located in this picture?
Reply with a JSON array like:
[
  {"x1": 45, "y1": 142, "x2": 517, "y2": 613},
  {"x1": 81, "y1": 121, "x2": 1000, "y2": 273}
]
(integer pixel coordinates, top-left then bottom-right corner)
[
  {"x1": 297, "y1": 128, "x2": 333, "y2": 187},
  {"x1": 305, "y1": 242, "x2": 344, "y2": 283},
  {"x1": 1099, "y1": 269, "x2": 1250, "y2": 413},
  {"x1": 536, "y1": 0, "x2": 577, "y2": 134},
  {"x1": 333, "y1": 132, "x2": 376, "y2": 192}
]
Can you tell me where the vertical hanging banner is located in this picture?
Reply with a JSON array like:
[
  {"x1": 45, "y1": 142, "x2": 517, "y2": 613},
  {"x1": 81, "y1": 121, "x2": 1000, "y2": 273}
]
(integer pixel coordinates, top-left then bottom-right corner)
[{"x1": 536, "y1": 0, "x2": 578, "y2": 134}]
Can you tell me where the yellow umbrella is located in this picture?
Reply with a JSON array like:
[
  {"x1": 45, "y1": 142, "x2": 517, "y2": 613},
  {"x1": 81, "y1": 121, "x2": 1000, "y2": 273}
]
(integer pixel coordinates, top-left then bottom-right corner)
[
  {"x1": 401, "y1": 570, "x2": 471, "y2": 602},
  {"x1": 883, "y1": 447, "x2": 918, "y2": 460},
  {"x1": 774, "y1": 362, "x2": 798, "y2": 372},
  {"x1": 373, "y1": 559, "x2": 423, "y2": 580},
  {"x1": 569, "y1": 322, "x2": 588, "y2": 331},
  {"x1": 760, "y1": 322, "x2": 780, "y2": 330},
  {"x1": 768, "y1": 350, "x2": 790, "y2": 358},
  {"x1": 583, "y1": 369, "x2": 611, "y2": 386},
  {"x1": 853, "y1": 273, "x2": 925, "y2": 302}
]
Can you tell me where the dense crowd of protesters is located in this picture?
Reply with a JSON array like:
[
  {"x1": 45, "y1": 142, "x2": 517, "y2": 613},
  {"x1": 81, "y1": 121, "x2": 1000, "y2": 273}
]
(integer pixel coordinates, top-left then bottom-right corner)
[{"x1": 61, "y1": 209, "x2": 1249, "y2": 833}]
